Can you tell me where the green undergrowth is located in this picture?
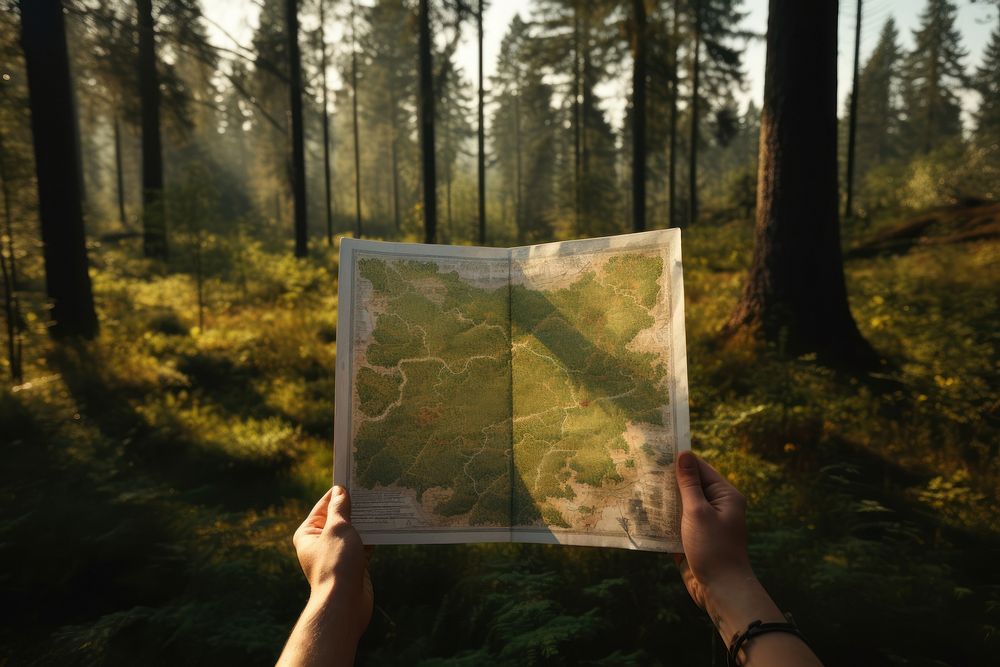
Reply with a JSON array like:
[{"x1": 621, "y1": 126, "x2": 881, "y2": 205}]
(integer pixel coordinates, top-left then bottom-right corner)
[{"x1": 1, "y1": 214, "x2": 998, "y2": 665}]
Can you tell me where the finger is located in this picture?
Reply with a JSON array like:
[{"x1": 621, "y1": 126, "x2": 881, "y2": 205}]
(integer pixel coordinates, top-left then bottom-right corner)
[
  {"x1": 675, "y1": 450, "x2": 709, "y2": 512},
  {"x1": 326, "y1": 485, "x2": 352, "y2": 528},
  {"x1": 695, "y1": 458, "x2": 743, "y2": 507},
  {"x1": 299, "y1": 488, "x2": 334, "y2": 532}
]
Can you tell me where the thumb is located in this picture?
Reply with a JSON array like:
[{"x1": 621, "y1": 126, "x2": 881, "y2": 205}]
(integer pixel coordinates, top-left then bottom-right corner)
[
  {"x1": 675, "y1": 450, "x2": 708, "y2": 511},
  {"x1": 326, "y1": 485, "x2": 352, "y2": 527}
]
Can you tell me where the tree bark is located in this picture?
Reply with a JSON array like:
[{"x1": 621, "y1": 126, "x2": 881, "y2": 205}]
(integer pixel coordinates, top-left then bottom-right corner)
[
  {"x1": 0, "y1": 130, "x2": 22, "y2": 382},
  {"x1": 688, "y1": 0, "x2": 701, "y2": 227},
  {"x1": 286, "y1": 0, "x2": 308, "y2": 258},
  {"x1": 137, "y1": 0, "x2": 166, "y2": 259},
  {"x1": 20, "y1": 0, "x2": 98, "y2": 339},
  {"x1": 668, "y1": 2, "x2": 679, "y2": 229},
  {"x1": 844, "y1": 0, "x2": 862, "y2": 219},
  {"x1": 728, "y1": 0, "x2": 877, "y2": 367},
  {"x1": 350, "y1": 0, "x2": 363, "y2": 238},
  {"x1": 477, "y1": 0, "x2": 486, "y2": 245},
  {"x1": 418, "y1": 0, "x2": 438, "y2": 244},
  {"x1": 631, "y1": 0, "x2": 647, "y2": 232},
  {"x1": 572, "y1": 2, "x2": 582, "y2": 233},
  {"x1": 114, "y1": 115, "x2": 127, "y2": 228},
  {"x1": 319, "y1": 0, "x2": 333, "y2": 246},
  {"x1": 390, "y1": 97, "x2": 401, "y2": 232},
  {"x1": 514, "y1": 80, "x2": 524, "y2": 244}
]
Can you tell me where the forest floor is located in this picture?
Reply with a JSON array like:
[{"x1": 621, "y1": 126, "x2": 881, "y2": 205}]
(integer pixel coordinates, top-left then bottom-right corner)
[{"x1": 1, "y1": 206, "x2": 998, "y2": 666}]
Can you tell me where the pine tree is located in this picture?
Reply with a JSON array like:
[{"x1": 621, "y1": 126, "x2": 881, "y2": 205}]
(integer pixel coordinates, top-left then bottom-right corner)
[
  {"x1": 630, "y1": 0, "x2": 649, "y2": 232},
  {"x1": 493, "y1": 16, "x2": 558, "y2": 244},
  {"x1": 854, "y1": 19, "x2": 902, "y2": 192},
  {"x1": 436, "y1": 54, "x2": 474, "y2": 243},
  {"x1": 534, "y1": 0, "x2": 621, "y2": 238},
  {"x1": 417, "y1": 0, "x2": 437, "y2": 243},
  {"x1": 686, "y1": 0, "x2": 746, "y2": 226},
  {"x1": 972, "y1": 16, "x2": 1000, "y2": 143},
  {"x1": 354, "y1": 0, "x2": 418, "y2": 236},
  {"x1": 19, "y1": 0, "x2": 98, "y2": 339},
  {"x1": 250, "y1": 0, "x2": 292, "y2": 227},
  {"x1": 728, "y1": 0, "x2": 876, "y2": 367},
  {"x1": 286, "y1": 0, "x2": 308, "y2": 258},
  {"x1": 137, "y1": 0, "x2": 166, "y2": 258},
  {"x1": 476, "y1": 0, "x2": 486, "y2": 244},
  {"x1": 899, "y1": 0, "x2": 968, "y2": 155}
]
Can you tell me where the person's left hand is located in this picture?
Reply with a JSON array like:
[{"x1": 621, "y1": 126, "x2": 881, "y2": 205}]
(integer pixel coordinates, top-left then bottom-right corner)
[{"x1": 292, "y1": 486, "x2": 374, "y2": 645}]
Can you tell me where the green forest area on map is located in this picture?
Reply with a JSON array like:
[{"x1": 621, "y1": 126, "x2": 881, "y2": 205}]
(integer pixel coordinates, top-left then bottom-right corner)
[{"x1": 351, "y1": 251, "x2": 671, "y2": 532}]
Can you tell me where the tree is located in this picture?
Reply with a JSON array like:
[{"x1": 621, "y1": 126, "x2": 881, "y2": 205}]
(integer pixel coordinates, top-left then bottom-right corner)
[
  {"x1": 418, "y1": 0, "x2": 437, "y2": 243},
  {"x1": 853, "y1": 19, "x2": 902, "y2": 195},
  {"x1": 286, "y1": 0, "x2": 308, "y2": 257},
  {"x1": 477, "y1": 0, "x2": 486, "y2": 245},
  {"x1": 972, "y1": 15, "x2": 1000, "y2": 143},
  {"x1": 351, "y1": 0, "x2": 363, "y2": 238},
  {"x1": 318, "y1": 0, "x2": 334, "y2": 246},
  {"x1": 137, "y1": 0, "x2": 166, "y2": 259},
  {"x1": 728, "y1": 0, "x2": 876, "y2": 366},
  {"x1": 352, "y1": 0, "x2": 417, "y2": 236},
  {"x1": 437, "y1": 55, "x2": 473, "y2": 242},
  {"x1": 843, "y1": 0, "x2": 863, "y2": 219},
  {"x1": 19, "y1": 0, "x2": 98, "y2": 339},
  {"x1": 630, "y1": 0, "x2": 649, "y2": 232},
  {"x1": 667, "y1": 1, "x2": 681, "y2": 228},
  {"x1": 686, "y1": 0, "x2": 746, "y2": 226},
  {"x1": 493, "y1": 16, "x2": 558, "y2": 244},
  {"x1": 535, "y1": 0, "x2": 621, "y2": 238},
  {"x1": 0, "y1": 129, "x2": 22, "y2": 382},
  {"x1": 899, "y1": 0, "x2": 967, "y2": 155}
]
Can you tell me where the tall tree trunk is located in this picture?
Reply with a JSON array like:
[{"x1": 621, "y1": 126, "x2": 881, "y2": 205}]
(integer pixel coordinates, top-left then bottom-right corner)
[
  {"x1": 445, "y1": 111, "x2": 453, "y2": 241},
  {"x1": 113, "y1": 114, "x2": 127, "y2": 228},
  {"x1": 286, "y1": 0, "x2": 308, "y2": 258},
  {"x1": 19, "y1": 0, "x2": 98, "y2": 339},
  {"x1": 572, "y1": 2, "x2": 582, "y2": 233},
  {"x1": 688, "y1": 0, "x2": 701, "y2": 227},
  {"x1": 350, "y1": 0, "x2": 363, "y2": 238},
  {"x1": 319, "y1": 0, "x2": 333, "y2": 246},
  {"x1": 418, "y1": 0, "x2": 438, "y2": 244},
  {"x1": 390, "y1": 104, "x2": 401, "y2": 232},
  {"x1": 631, "y1": 0, "x2": 648, "y2": 232},
  {"x1": 844, "y1": 0, "x2": 862, "y2": 220},
  {"x1": 477, "y1": 0, "x2": 486, "y2": 245},
  {"x1": 728, "y1": 0, "x2": 877, "y2": 367},
  {"x1": 514, "y1": 82, "x2": 524, "y2": 244},
  {"x1": 0, "y1": 130, "x2": 22, "y2": 382},
  {"x1": 0, "y1": 131, "x2": 18, "y2": 291},
  {"x1": 668, "y1": 2, "x2": 679, "y2": 229},
  {"x1": 137, "y1": 0, "x2": 166, "y2": 259}
]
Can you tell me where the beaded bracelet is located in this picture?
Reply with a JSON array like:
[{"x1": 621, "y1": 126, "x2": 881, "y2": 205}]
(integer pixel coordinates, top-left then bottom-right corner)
[{"x1": 727, "y1": 618, "x2": 809, "y2": 667}]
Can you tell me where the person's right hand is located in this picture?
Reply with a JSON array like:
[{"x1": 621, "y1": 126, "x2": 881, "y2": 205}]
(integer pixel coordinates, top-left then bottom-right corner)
[
  {"x1": 672, "y1": 451, "x2": 824, "y2": 665},
  {"x1": 673, "y1": 450, "x2": 754, "y2": 612}
]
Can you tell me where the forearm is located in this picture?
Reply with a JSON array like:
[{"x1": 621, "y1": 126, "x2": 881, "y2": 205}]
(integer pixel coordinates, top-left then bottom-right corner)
[
  {"x1": 277, "y1": 588, "x2": 360, "y2": 667},
  {"x1": 705, "y1": 575, "x2": 823, "y2": 666}
]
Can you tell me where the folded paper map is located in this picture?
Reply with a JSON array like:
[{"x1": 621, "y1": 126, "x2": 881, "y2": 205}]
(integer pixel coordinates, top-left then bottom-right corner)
[{"x1": 333, "y1": 229, "x2": 690, "y2": 552}]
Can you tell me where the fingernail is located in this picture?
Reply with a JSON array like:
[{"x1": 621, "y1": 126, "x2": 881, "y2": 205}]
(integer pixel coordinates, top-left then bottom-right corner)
[{"x1": 678, "y1": 451, "x2": 696, "y2": 470}]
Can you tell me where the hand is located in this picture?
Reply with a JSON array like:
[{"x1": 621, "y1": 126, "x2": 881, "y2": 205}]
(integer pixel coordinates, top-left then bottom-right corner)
[
  {"x1": 672, "y1": 453, "x2": 824, "y2": 665},
  {"x1": 291, "y1": 486, "x2": 374, "y2": 647},
  {"x1": 673, "y1": 450, "x2": 754, "y2": 612}
]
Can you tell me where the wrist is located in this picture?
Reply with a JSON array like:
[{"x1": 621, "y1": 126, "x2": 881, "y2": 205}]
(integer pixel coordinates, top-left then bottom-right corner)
[{"x1": 703, "y1": 573, "x2": 785, "y2": 642}]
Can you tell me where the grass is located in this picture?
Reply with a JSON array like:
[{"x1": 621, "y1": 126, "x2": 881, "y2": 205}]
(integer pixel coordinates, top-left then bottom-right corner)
[{"x1": 0, "y1": 207, "x2": 998, "y2": 665}]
